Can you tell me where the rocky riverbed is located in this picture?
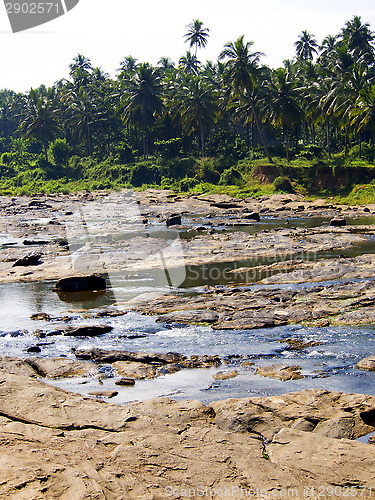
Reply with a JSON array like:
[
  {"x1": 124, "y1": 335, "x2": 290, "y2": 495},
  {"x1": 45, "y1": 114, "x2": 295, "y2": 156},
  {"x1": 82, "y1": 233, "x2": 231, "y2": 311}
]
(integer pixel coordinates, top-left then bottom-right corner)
[{"x1": 1, "y1": 189, "x2": 375, "y2": 498}]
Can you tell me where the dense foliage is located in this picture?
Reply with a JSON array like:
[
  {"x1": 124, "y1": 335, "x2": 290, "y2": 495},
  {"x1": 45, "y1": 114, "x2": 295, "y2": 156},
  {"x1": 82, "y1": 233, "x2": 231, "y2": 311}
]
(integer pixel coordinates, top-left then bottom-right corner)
[{"x1": 1, "y1": 16, "x2": 375, "y2": 199}]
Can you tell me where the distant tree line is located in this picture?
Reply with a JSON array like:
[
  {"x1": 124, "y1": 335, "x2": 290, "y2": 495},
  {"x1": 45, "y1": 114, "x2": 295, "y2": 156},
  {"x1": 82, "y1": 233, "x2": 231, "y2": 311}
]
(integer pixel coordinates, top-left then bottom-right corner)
[{"x1": 1, "y1": 15, "x2": 375, "y2": 170}]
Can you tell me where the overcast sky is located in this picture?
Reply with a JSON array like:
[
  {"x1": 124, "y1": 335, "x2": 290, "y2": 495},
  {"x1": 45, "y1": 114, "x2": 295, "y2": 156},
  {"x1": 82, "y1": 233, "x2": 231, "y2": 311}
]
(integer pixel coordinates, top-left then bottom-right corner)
[{"x1": 1, "y1": 0, "x2": 375, "y2": 92}]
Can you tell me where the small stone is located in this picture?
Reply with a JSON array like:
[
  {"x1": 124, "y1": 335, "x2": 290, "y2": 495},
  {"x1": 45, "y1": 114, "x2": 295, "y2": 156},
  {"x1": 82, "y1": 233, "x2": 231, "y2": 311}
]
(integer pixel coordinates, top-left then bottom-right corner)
[
  {"x1": 213, "y1": 370, "x2": 238, "y2": 381},
  {"x1": 115, "y1": 378, "x2": 136, "y2": 386},
  {"x1": 88, "y1": 391, "x2": 118, "y2": 398}
]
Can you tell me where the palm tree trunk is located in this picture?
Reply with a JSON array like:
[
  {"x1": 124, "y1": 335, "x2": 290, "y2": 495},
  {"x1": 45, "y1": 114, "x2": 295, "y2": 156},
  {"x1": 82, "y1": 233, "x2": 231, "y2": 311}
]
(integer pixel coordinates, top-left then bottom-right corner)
[
  {"x1": 250, "y1": 99, "x2": 273, "y2": 163},
  {"x1": 326, "y1": 121, "x2": 331, "y2": 159},
  {"x1": 285, "y1": 127, "x2": 290, "y2": 163},
  {"x1": 344, "y1": 127, "x2": 348, "y2": 157},
  {"x1": 200, "y1": 119, "x2": 204, "y2": 157}
]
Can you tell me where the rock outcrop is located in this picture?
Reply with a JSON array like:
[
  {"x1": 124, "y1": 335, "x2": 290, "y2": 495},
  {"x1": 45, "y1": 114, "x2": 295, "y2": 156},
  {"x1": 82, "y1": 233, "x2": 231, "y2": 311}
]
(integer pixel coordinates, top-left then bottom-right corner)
[{"x1": 0, "y1": 371, "x2": 374, "y2": 499}]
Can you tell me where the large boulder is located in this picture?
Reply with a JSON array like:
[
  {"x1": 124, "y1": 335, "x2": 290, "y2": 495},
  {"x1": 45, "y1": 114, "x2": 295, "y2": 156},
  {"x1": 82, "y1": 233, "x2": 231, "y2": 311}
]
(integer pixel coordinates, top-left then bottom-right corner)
[{"x1": 54, "y1": 274, "x2": 106, "y2": 292}]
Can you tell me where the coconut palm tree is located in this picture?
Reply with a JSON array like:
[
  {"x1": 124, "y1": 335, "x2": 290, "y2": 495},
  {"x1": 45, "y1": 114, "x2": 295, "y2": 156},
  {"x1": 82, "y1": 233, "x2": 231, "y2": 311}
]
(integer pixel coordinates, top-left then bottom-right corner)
[
  {"x1": 184, "y1": 19, "x2": 210, "y2": 57},
  {"x1": 120, "y1": 63, "x2": 164, "y2": 157},
  {"x1": 262, "y1": 68, "x2": 303, "y2": 161},
  {"x1": 172, "y1": 76, "x2": 219, "y2": 156},
  {"x1": 219, "y1": 35, "x2": 273, "y2": 162},
  {"x1": 20, "y1": 88, "x2": 60, "y2": 160},
  {"x1": 341, "y1": 16, "x2": 375, "y2": 62},
  {"x1": 178, "y1": 51, "x2": 201, "y2": 76},
  {"x1": 295, "y1": 31, "x2": 319, "y2": 62}
]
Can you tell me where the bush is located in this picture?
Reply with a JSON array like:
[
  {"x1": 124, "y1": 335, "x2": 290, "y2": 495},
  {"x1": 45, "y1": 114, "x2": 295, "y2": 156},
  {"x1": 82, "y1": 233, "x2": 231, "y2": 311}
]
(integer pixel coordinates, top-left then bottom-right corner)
[
  {"x1": 130, "y1": 162, "x2": 159, "y2": 187},
  {"x1": 195, "y1": 158, "x2": 220, "y2": 183},
  {"x1": 349, "y1": 143, "x2": 375, "y2": 161},
  {"x1": 115, "y1": 142, "x2": 135, "y2": 163},
  {"x1": 178, "y1": 176, "x2": 198, "y2": 192},
  {"x1": 219, "y1": 167, "x2": 243, "y2": 186},
  {"x1": 49, "y1": 138, "x2": 73, "y2": 166},
  {"x1": 273, "y1": 176, "x2": 294, "y2": 193}
]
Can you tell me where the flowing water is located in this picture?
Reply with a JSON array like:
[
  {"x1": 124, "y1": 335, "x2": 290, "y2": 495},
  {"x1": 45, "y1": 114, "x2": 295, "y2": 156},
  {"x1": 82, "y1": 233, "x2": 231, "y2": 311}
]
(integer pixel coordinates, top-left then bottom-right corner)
[{"x1": 1, "y1": 215, "x2": 375, "y2": 404}]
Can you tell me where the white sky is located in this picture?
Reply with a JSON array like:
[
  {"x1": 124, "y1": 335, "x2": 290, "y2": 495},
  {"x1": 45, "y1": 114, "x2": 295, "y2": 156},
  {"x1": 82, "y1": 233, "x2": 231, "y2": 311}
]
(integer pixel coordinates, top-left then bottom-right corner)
[{"x1": 0, "y1": 0, "x2": 375, "y2": 92}]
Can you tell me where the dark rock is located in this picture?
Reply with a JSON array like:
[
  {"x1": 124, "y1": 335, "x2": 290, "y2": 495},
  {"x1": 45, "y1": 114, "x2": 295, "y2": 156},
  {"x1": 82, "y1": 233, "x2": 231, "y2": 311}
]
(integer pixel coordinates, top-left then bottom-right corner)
[
  {"x1": 12, "y1": 253, "x2": 42, "y2": 267},
  {"x1": 211, "y1": 202, "x2": 241, "y2": 209},
  {"x1": 166, "y1": 214, "x2": 182, "y2": 227},
  {"x1": 64, "y1": 325, "x2": 113, "y2": 337},
  {"x1": 364, "y1": 207, "x2": 370, "y2": 213},
  {"x1": 23, "y1": 239, "x2": 49, "y2": 246},
  {"x1": 54, "y1": 275, "x2": 106, "y2": 292},
  {"x1": 329, "y1": 218, "x2": 347, "y2": 227},
  {"x1": 244, "y1": 212, "x2": 260, "y2": 221},
  {"x1": 115, "y1": 377, "x2": 136, "y2": 386},
  {"x1": 75, "y1": 348, "x2": 186, "y2": 365},
  {"x1": 27, "y1": 346, "x2": 41, "y2": 354}
]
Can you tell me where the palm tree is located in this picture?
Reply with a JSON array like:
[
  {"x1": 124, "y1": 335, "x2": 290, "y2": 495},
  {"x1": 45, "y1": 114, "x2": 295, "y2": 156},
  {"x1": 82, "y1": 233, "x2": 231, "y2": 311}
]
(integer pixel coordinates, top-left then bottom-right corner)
[
  {"x1": 295, "y1": 31, "x2": 319, "y2": 62},
  {"x1": 172, "y1": 76, "x2": 219, "y2": 156},
  {"x1": 20, "y1": 88, "x2": 60, "y2": 160},
  {"x1": 351, "y1": 83, "x2": 375, "y2": 140},
  {"x1": 184, "y1": 19, "x2": 210, "y2": 57},
  {"x1": 178, "y1": 51, "x2": 201, "y2": 76},
  {"x1": 341, "y1": 16, "x2": 375, "y2": 62},
  {"x1": 219, "y1": 35, "x2": 273, "y2": 162},
  {"x1": 69, "y1": 54, "x2": 93, "y2": 88},
  {"x1": 263, "y1": 68, "x2": 302, "y2": 161},
  {"x1": 120, "y1": 63, "x2": 164, "y2": 157}
]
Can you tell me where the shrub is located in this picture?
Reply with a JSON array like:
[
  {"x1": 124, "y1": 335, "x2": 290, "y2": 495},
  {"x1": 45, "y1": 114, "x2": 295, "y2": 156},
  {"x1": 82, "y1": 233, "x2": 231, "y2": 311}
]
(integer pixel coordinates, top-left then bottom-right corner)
[
  {"x1": 49, "y1": 138, "x2": 73, "y2": 166},
  {"x1": 130, "y1": 162, "x2": 159, "y2": 187},
  {"x1": 273, "y1": 176, "x2": 294, "y2": 193},
  {"x1": 178, "y1": 176, "x2": 198, "y2": 192},
  {"x1": 219, "y1": 167, "x2": 243, "y2": 186}
]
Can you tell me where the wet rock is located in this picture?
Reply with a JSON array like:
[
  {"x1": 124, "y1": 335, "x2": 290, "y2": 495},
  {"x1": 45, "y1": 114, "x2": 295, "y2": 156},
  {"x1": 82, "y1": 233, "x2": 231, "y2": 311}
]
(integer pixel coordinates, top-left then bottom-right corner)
[
  {"x1": 94, "y1": 309, "x2": 127, "y2": 318},
  {"x1": 24, "y1": 358, "x2": 98, "y2": 378},
  {"x1": 112, "y1": 361, "x2": 158, "y2": 380},
  {"x1": 256, "y1": 364, "x2": 304, "y2": 381},
  {"x1": 54, "y1": 274, "x2": 107, "y2": 292},
  {"x1": 158, "y1": 310, "x2": 219, "y2": 324},
  {"x1": 64, "y1": 325, "x2": 113, "y2": 337},
  {"x1": 329, "y1": 217, "x2": 347, "y2": 227},
  {"x1": 357, "y1": 355, "x2": 375, "y2": 371},
  {"x1": 12, "y1": 253, "x2": 42, "y2": 267},
  {"x1": 166, "y1": 214, "x2": 182, "y2": 227},
  {"x1": 88, "y1": 390, "x2": 118, "y2": 398},
  {"x1": 26, "y1": 346, "x2": 41, "y2": 354},
  {"x1": 281, "y1": 338, "x2": 321, "y2": 350},
  {"x1": 211, "y1": 202, "x2": 241, "y2": 209},
  {"x1": 115, "y1": 377, "x2": 136, "y2": 386},
  {"x1": 23, "y1": 239, "x2": 49, "y2": 246},
  {"x1": 213, "y1": 370, "x2": 238, "y2": 381},
  {"x1": 30, "y1": 312, "x2": 51, "y2": 321},
  {"x1": 75, "y1": 348, "x2": 185, "y2": 365},
  {"x1": 243, "y1": 211, "x2": 260, "y2": 221}
]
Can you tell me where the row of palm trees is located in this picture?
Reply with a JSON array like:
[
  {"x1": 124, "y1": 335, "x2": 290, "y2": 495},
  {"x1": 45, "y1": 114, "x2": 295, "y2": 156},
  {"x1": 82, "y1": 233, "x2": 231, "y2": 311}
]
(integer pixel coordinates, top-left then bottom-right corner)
[{"x1": 1, "y1": 15, "x2": 375, "y2": 165}]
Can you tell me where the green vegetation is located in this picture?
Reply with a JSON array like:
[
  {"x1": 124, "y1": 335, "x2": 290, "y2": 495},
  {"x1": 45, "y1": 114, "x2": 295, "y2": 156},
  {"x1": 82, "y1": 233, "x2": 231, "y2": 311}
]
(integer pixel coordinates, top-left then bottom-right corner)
[{"x1": 1, "y1": 16, "x2": 375, "y2": 202}]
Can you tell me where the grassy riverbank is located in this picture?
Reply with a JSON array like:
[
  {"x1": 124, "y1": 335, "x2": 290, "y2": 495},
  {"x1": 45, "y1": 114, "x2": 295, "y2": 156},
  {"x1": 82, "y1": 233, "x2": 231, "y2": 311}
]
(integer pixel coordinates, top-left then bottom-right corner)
[{"x1": 1, "y1": 152, "x2": 374, "y2": 204}]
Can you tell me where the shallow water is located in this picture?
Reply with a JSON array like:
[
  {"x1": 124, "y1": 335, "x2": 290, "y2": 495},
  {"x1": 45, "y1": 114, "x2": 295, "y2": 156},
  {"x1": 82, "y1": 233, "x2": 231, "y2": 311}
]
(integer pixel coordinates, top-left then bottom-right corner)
[{"x1": 1, "y1": 213, "x2": 375, "y2": 403}]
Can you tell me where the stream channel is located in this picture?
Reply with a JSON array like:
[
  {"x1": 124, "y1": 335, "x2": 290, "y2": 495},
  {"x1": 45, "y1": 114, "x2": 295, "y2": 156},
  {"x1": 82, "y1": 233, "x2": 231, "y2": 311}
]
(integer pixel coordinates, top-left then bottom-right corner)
[{"x1": 1, "y1": 214, "x2": 375, "y2": 405}]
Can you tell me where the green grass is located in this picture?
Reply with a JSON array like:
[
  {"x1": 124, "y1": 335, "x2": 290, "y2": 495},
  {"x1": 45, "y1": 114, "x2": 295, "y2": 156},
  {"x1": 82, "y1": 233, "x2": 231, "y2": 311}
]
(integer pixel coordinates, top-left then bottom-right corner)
[{"x1": 0, "y1": 153, "x2": 374, "y2": 203}]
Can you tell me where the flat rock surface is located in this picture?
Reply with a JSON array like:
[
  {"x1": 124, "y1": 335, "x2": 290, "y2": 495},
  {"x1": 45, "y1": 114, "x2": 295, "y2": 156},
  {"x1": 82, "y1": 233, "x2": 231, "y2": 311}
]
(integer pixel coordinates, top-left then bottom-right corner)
[
  {"x1": 126, "y1": 278, "x2": 375, "y2": 329},
  {"x1": 0, "y1": 372, "x2": 375, "y2": 498}
]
